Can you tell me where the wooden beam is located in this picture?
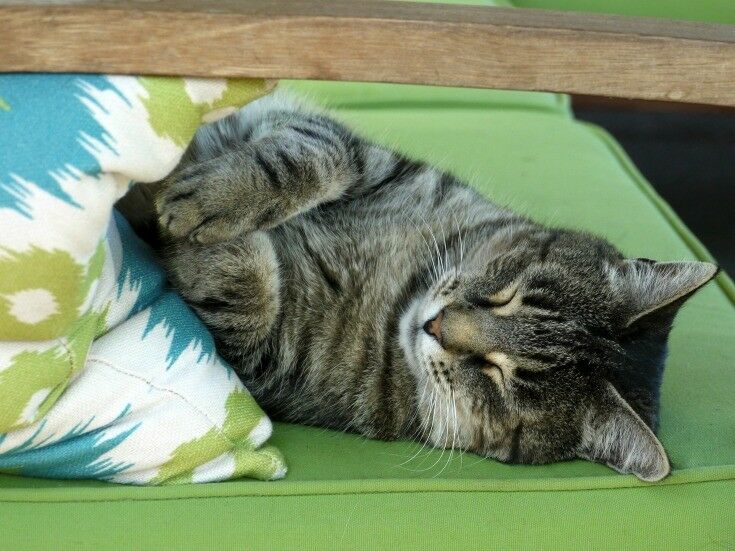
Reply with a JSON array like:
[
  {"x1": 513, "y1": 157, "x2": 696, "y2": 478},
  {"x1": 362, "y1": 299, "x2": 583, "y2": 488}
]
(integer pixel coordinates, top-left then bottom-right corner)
[{"x1": 2, "y1": 0, "x2": 734, "y2": 106}]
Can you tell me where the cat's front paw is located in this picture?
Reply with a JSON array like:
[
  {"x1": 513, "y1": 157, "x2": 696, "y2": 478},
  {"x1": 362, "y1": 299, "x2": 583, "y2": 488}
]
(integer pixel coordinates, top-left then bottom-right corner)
[{"x1": 156, "y1": 160, "x2": 245, "y2": 244}]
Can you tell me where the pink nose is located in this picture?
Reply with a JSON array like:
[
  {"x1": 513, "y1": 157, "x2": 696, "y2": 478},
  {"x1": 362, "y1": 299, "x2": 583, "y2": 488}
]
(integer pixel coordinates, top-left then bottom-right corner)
[{"x1": 423, "y1": 310, "x2": 444, "y2": 344}]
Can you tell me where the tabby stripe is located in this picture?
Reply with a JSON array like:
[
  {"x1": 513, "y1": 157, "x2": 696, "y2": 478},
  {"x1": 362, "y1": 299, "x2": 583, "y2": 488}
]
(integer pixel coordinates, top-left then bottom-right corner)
[
  {"x1": 463, "y1": 217, "x2": 529, "y2": 243},
  {"x1": 215, "y1": 117, "x2": 240, "y2": 150},
  {"x1": 306, "y1": 243, "x2": 342, "y2": 294},
  {"x1": 521, "y1": 294, "x2": 558, "y2": 312},
  {"x1": 538, "y1": 231, "x2": 560, "y2": 262},
  {"x1": 294, "y1": 224, "x2": 343, "y2": 294},
  {"x1": 165, "y1": 189, "x2": 196, "y2": 203},
  {"x1": 250, "y1": 349, "x2": 273, "y2": 380},
  {"x1": 292, "y1": 318, "x2": 312, "y2": 372},
  {"x1": 255, "y1": 204, "x2": 281, "y2": 229},
  {"x1": 254, "y1": 150, "x2": 282, "y2": 189},
  {"x1": 290, "y1": 125, "x2": 342, "y2": 150},
  {"x1": 433, "y1": 172, "x2": 456, "y2": 208},
  {"x1": 316, "y1": 259, "x2": 341, "y2": 294},
  {"x1": 508, "y1": 421, "x2": 524, "y2": 463},
  {"x1": 514, "y1": 368, "x2": 549, "y2": 385},
  {"x1": 393, "y1": 157, "x2": 424, "y2": 185},
  {"x1": 348, "y1": 136, "x2": 366, "y2": 180},
  {"x1": 276, "y1": 148, "x2": 298, "y2": 176},
  {"x1": 190, "y1": 213, "x2": 219, "y2": 235},
  {"x1": 177, "y1": 162, "x2": 209, "y2": 181},
  {"x1": 302, "y1": 114, "x2": 348, "y2": 137},
  {"x1": 239, "y1": 124, "x2": 254, "y2": 144},
  {"x1": 364, "y1": 156, "x2": 422, "y2": 198},
  {"x1": 188, "y1": 296, "x2": 231, "y2": 311}
]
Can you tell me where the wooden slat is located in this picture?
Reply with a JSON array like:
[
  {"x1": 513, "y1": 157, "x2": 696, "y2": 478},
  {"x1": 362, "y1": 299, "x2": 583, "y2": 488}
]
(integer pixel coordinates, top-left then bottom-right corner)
[{"x1": 1, "y1": 0, "x2": 735, "y2": 106}]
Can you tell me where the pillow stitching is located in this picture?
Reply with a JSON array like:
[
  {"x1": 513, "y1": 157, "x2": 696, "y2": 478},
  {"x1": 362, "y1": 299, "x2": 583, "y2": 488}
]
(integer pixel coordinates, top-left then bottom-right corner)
[
  {"x1": 85, "y1": 356, "x2": 250, "y2": 452},
  {"x1": 88, "y1": 356, "x2": 277, "y2": 480},
  {"x1": 88, "y1": 356, "x2": 280, "y2": 478}
]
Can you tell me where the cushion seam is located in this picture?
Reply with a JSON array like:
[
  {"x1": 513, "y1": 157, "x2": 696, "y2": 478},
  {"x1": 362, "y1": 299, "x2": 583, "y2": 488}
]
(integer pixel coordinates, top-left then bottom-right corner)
[
  {"x1": 2, "y1": 463, "x2": 734, "y2": 502},
  {"x1": 1, "y1": 475, "x2": 733, "y2": 504}
]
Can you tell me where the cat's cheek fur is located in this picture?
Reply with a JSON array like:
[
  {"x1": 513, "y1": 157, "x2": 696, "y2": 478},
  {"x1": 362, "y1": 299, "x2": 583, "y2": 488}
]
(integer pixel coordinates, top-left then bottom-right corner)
[{"x1": 398, "y1": 298, "x2": 423, "y2": 375}]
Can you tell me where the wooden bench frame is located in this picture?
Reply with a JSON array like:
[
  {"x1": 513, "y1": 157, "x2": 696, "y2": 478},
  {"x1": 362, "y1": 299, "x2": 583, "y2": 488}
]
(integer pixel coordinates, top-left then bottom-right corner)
[{"x1": 1, "y1": 0, "x2": 734, "y2": 107}]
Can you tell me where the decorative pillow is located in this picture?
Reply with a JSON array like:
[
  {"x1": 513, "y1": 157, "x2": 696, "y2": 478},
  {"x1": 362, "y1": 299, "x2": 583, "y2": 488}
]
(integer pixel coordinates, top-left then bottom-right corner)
[{"x1": 0, "y1": 74, "x2": 286, "y2": 483}]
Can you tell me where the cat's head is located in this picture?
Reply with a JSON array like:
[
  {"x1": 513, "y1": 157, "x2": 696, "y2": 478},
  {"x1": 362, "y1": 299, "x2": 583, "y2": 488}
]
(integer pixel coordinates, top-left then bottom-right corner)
[{"x1": 399, "y1": 226, "x2": 718, "y2": 481}]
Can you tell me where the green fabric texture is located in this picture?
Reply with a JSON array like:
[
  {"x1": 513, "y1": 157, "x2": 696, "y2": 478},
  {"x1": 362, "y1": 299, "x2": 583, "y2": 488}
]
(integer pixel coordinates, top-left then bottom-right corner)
[
  {"x1": 0, "y1": 243, "x2": 105, "y2": 432},
  {"x1": 139, "y1": 77, "x2": 272, "y2": 148},
  {"x1": 510, "y1": 0, "x2": 735, "y2": 25},
  {"x1": 1, "y1": 79, "x2": 732, "y2": 548}
]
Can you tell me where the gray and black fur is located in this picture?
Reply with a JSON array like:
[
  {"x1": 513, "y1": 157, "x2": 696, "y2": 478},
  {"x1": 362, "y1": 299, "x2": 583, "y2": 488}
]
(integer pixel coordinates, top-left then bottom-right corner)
[{"x1": 150, "y1": 91, "x2": 718, "y2": 481}]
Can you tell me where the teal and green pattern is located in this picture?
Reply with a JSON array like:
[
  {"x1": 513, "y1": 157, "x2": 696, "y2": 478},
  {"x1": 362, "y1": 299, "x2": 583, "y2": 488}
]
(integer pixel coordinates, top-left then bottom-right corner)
[{"x1": 0, "y1": 74, "x2": 285, "y2": 484}]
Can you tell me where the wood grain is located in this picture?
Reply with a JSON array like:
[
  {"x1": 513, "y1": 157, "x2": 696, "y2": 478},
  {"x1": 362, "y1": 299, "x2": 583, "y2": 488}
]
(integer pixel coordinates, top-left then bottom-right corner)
[{"x1": 1, "y1": 0, "x2": 735, "y2": 106}]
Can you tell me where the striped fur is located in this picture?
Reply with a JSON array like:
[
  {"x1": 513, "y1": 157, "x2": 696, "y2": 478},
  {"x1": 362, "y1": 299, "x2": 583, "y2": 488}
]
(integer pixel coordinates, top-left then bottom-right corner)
[{"x1": 152, "y1": 91, "x2": 717, "y2": 481}]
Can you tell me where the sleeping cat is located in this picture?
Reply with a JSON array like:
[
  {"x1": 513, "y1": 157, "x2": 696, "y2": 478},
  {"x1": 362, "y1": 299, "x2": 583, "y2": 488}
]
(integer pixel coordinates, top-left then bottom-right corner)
[{"x1": 151, "y1": 91, "x2": 717, "y2": 481}]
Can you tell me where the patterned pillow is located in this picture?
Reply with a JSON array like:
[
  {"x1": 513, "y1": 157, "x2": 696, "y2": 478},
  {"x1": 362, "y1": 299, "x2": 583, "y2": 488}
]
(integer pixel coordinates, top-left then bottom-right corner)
[{"x1": 0, "y1": 74, "x2": 285, "y2": 483}]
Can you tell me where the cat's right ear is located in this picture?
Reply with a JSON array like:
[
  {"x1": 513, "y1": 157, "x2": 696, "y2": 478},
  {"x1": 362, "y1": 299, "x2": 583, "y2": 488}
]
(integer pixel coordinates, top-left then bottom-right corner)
[
  {"x1": 608, "y1": 259, "x2": 718, "y2": 327},
  {"x1": 577, "y1": 382, "x2": 670, "y2": 482}
]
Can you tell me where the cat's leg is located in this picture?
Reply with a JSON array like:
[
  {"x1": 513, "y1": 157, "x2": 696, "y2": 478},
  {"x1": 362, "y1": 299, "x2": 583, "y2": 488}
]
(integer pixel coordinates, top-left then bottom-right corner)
[
  {"x1": 163, "y1": 231, "x2": 280, "y2": 356},
  {"x1": 156, "y1": 95, "x2": 370, "y2": 357},
  {"x1": 156, "y1": 96, "x2": 365, "y2": 245}
]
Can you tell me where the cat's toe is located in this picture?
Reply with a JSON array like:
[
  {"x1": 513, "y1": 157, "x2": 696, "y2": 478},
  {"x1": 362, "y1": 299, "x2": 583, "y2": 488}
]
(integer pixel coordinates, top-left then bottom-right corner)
[
  {"x1": 156, "y1": 159, "x2": 249, "y2": 243},
  {"x1": 188, "y1": 216, "x2": 238, "y2": 244},
  {"x1": 157, "y1": 185, "x2": 242, "y2": 244},
  {"x1": 156, "y1": 171, "x2": 208, "y2": 239},
  {"x1": 157, "y1": 193, "x2": 203, "y2": 240}
]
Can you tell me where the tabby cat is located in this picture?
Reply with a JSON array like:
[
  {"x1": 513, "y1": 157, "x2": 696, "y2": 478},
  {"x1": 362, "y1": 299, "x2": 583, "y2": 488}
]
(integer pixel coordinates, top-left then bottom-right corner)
[{"x1": 151, "y1": 91, "x2": 717, "y2": 481}]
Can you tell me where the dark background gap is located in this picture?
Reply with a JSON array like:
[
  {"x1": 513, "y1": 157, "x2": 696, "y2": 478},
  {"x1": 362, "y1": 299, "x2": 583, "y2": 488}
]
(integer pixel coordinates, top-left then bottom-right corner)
[{"x1": 572, "y1": 98, "x2": 735, "y2": 276}]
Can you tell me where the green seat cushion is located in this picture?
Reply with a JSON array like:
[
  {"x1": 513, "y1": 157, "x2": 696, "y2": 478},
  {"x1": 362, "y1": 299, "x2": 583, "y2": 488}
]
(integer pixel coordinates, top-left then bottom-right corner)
[
  {"x1": 510, "y1": 0, "x2": 735, "y2": 25},
  {"x1": 2, "y1": 82, "x2": 733, "y2": 548},
  {"x1": 291, "y1": 80, "x2": 569, "y2": 116}
]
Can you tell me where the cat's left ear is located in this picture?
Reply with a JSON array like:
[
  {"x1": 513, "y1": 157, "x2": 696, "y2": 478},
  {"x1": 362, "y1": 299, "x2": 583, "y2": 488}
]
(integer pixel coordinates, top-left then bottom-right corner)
[
  {"x1": 610, "y1": 260, "x2": 719, "y2": 326},
  {"x1": 578, "y1": 382, "x2": 670, "y2": 481}
]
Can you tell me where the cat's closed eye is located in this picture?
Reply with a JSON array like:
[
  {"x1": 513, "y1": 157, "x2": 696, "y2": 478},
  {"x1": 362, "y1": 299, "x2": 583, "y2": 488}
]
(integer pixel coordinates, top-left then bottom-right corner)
[
  {"x1": 467, "y1": 282, "x2": 518, "y2": 309},
  {"x1": 488, "y1": 283, "x2": 522, "y2": 316},
  {"x1": 488, "y1": 283, "x2": 518, "y2": 306}
]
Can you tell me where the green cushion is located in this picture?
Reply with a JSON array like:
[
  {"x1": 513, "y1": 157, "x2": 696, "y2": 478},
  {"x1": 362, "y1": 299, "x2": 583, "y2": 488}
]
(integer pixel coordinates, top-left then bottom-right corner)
[
  {"x1": 291, "y1": 80, "x2": 569, "y2": 115},
  {"x1": 2, "y1": 81, "x2": 733, "y2": 548},
  {"x1": 510, "y1": 0, "x2": 735, "y2": 25}
]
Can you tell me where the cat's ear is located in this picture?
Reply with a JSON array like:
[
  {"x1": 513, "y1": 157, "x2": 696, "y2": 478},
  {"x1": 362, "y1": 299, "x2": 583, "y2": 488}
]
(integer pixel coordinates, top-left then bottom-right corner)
[
  {"x1": 610, "y1": 259, "x2": 718, "y2": 326},
  {"x1": 578, "y1": 382, "x2": 670, "y2": 481}
]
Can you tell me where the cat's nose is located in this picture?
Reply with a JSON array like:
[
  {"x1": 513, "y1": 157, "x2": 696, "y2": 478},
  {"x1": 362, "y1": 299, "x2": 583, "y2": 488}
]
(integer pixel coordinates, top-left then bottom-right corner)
[{"x1": 423, "y1": 310, "x2": 444, "y2": 345}]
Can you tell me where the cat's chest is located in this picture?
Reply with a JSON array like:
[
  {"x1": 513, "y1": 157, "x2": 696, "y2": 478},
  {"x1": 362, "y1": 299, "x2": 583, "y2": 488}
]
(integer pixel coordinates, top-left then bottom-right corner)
[{"x1": 277, "y1": 214, "x2": 428, "y2": 303}]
